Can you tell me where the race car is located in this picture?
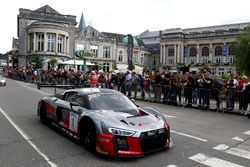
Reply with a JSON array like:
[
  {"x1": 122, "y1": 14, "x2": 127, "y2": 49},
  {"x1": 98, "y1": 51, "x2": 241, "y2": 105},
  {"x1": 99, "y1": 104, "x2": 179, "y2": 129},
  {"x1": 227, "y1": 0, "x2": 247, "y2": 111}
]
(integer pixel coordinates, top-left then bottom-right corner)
[
  {"x1": 37, "y1": 88, "x2": 172, "y2": 157},
  {"x1": 0, "y1": 75, "x2": 6, "y2": 86}
]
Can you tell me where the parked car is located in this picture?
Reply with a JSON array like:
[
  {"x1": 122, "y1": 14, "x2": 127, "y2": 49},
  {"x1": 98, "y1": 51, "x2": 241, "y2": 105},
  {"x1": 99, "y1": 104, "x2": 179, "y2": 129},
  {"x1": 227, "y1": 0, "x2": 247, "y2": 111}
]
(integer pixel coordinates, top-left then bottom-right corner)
[{"x1": 37, "y1": 88, "x2": 172, "y2": 157}]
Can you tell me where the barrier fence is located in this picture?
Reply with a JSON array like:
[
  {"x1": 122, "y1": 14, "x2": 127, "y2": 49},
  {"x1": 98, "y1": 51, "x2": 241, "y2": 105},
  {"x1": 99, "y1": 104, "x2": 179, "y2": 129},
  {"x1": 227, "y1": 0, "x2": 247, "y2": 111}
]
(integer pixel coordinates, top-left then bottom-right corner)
[{"x1": 4, "y1": 73, "x2": 250, "y2": 116}]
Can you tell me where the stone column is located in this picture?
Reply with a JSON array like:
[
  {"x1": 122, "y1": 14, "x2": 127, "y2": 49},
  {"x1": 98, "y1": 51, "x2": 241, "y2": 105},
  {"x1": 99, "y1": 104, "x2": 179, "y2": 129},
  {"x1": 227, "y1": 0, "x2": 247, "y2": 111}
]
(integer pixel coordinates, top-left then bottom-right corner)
[
  {"x1": 33, "y1": 33, "x2": 36, "y2": 51},
  {"x1": 163, "y1": 45, "x2": 166, "y2": 64},
  {"x1": 55, "y1": 34, "x2": 58, "y2": 53},
  {"x1": 44, "y1": 33, "x2": 47, "y2": 52},
  {"x1": 64, "y1": 36, "x2": 66, "y2": 54},
  {"x1": 174, "y1": 44, "x2": 177, "y2": 65},
  {"x1": 209, "y1": 43, "x2": 213, "y2": 62},
  {"x1": 180, "y1": 43, "x2": 184, "y2": 63},
  {"x1": 160, "y1": 45, "x2": 163, "y2": 64},
  {"x1": 177, "y1": 44, "x2": 180, "y2": 63},
  {"x1": 196, "y1": 44, "x2": 200, "y2": 64}
]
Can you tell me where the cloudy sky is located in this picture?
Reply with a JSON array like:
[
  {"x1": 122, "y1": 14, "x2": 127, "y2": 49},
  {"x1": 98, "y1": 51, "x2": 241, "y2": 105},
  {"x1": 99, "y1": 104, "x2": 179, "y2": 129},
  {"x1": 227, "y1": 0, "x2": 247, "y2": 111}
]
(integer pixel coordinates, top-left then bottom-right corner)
[{"x1": 0, "y1": 0, "x2": 250, "y2": 53}]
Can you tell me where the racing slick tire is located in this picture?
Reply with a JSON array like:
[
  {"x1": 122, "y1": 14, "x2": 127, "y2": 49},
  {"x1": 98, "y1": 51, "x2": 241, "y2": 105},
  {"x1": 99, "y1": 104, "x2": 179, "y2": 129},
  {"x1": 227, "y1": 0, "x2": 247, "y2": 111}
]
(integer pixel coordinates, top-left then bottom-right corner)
[
  {"x1": 40, "y1": 102, "x2": 48, "y2": 124},
  {"x1": 80, "y1": 118, "x2": 96, "y2": 152}
]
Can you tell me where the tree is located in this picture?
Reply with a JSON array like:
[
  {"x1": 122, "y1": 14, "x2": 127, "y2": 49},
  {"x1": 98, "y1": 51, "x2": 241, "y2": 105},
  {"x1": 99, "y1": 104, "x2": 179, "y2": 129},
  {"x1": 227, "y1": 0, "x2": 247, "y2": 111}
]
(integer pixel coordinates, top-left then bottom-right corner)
[
  {"x1": 33, "y1": 52, "x2": 43, "y2": 69},
  {"x1": 48, "y1": 58, "x2": 58, "y2": 68},
  {"x1": 235, "y1": 25, "x2": 250, "y2": 75}
]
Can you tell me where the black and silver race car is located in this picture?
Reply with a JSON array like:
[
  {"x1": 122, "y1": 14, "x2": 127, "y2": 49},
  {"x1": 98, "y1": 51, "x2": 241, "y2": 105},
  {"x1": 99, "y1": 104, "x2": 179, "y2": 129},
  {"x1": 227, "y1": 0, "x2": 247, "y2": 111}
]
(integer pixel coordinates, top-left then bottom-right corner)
[{"x1": 37, "y1": 88, "x2": 172, "y2": 157}]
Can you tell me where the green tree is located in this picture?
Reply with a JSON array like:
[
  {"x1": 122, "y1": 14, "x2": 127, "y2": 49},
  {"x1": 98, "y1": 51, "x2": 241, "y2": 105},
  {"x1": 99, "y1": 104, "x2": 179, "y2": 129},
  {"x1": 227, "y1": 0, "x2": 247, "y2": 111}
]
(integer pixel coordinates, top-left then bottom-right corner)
[
  {"x1": 33, "y1": 52, "x2": 43, "y2": 69},
  {"x1": 48, "y1": 58, "x2": 58, "y2": 68},
  {"x1": 235, "y1": 25, "x2": 250, "y2": 75}
]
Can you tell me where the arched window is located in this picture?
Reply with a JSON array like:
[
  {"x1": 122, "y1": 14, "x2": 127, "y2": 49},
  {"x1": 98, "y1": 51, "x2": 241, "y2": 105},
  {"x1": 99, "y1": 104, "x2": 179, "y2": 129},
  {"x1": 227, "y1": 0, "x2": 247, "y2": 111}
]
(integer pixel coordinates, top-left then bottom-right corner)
[
  {"x1": 189, "y1": 47, "x2": 197, "y2": 57},
  {"x1": 118, "y1": 55, "x2": 123, "y2": 62},
  {"x1": 228, "y1": 46, "x2": 235, "y2": 56},
  {"x1": 215, "y1": 46, "x2": 222, "y2": 56},
  {"x1": 202, "y1": 47, "x2": 209, "y2": 56}
]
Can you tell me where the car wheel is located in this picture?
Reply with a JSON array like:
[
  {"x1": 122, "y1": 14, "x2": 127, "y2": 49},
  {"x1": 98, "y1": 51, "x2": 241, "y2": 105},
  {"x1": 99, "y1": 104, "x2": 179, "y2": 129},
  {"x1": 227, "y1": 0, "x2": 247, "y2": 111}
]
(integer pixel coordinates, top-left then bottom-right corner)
[
  {"x1": 40, "y1": 103, "x2": 48, "y2": 124},
  {"x1": 80, "y1": 119, "x2": 96, "y2": 152}
]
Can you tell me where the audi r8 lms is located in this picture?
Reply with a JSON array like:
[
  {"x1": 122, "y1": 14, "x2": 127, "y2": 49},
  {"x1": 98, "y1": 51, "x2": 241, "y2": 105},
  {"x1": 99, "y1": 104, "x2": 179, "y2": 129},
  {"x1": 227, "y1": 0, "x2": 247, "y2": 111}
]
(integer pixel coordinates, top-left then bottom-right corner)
[{"x1": 37, "y1": 88, "x2": 173, "y2": 157}]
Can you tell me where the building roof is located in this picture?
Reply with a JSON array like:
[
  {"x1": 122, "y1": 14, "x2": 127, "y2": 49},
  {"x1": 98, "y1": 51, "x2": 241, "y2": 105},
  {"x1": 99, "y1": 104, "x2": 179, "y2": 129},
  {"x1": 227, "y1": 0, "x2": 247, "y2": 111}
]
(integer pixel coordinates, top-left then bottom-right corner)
[
  {"x1": 34, "y1": 5, "x2": 60, "y2": 15},
  {"x1": 78, "y1": 13, "x2": 86, "y2": 31}
]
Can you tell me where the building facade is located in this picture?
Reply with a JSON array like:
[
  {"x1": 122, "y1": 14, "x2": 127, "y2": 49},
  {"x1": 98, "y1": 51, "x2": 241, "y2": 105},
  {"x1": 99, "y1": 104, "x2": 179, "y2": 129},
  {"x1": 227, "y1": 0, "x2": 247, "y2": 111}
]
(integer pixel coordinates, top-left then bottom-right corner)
[
  {"x1": 17, "y1": 5, "x2": 76, "y2": 69},
  {"x1": 160, "y1": 23, "x2": 249, "y2": 75}
]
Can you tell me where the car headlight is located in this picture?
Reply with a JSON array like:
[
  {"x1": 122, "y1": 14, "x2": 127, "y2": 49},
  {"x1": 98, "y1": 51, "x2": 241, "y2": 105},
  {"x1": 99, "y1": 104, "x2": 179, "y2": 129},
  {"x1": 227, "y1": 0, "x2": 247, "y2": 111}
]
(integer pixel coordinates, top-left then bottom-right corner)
[
  {"x1": 0, "y1": 80, "x2": 5, "y2": 82},
  {"x1": 108, "y1": 127, "x2": 136, "y2": 137}
]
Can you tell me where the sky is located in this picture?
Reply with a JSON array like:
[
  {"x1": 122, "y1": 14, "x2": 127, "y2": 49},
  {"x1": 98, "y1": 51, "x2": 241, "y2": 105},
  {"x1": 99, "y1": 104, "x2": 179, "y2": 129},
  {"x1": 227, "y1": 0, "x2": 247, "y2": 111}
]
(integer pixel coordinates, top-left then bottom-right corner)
[{"x1": 1, "y1": 0, "x2": 250, "y2": 53}]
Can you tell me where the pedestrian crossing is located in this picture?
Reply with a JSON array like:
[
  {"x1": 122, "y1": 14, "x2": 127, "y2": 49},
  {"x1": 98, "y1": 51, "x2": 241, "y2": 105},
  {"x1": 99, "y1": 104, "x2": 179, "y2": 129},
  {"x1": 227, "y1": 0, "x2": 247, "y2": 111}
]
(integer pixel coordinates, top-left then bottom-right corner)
[{"x1": 166, "y1": 130, "x2": 250, "y2": 167}]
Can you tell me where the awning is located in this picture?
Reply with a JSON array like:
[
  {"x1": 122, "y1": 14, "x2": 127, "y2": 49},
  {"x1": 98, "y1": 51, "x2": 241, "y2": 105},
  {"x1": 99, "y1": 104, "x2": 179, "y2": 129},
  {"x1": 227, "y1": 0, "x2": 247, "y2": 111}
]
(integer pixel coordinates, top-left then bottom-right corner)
[
  {"x1": 59, "y1": 59, "x2": 95, "y2": 66},
  {"x1": 116, "y1": 64, "x2": 128, "y2": 73}
]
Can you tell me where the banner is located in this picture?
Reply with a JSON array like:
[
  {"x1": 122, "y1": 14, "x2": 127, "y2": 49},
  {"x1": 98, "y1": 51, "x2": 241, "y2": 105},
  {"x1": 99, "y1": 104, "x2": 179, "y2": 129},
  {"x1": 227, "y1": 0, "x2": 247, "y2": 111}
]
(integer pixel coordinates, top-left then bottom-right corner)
[
  {"x1": 127, "y1": 34, "x2": 134, "y2": 70},
  {"x1": 223, "y1": 44, "x2": 227, "y2": 56},
  {"x1": 184, "y1": 46, "x2": 188, "y2": 57}
]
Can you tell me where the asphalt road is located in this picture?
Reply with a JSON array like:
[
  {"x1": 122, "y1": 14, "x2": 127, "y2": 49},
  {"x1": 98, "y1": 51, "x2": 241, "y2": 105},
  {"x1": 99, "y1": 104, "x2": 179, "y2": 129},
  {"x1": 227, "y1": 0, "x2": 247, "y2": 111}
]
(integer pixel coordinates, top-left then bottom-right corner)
[{"x1": 0, "y1": 78, "x2": 250, "y2": 167}]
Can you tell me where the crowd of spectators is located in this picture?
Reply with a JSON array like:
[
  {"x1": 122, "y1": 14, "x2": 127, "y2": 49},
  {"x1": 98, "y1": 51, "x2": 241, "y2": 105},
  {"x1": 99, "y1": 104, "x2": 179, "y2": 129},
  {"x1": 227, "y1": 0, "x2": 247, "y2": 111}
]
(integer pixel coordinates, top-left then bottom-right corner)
[{"x1": 3, "y1": 66, "x2": 250, "y2": 116}]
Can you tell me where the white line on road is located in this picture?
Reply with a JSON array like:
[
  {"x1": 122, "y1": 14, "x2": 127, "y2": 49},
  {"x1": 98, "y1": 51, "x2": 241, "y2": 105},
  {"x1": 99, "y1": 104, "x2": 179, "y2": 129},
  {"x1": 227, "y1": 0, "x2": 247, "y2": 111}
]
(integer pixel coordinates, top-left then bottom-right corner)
[
  {"x1": 171, "y1": 130, "x2": 208, "y2": 142},
  {"x1": 164, "y1": 114, "x2": 177, "y2": 118},
  {"x1": 0, "y1": 106, "x2": 58, "y2": 167},
  {"x1": 243, "y1": 131, "x2": 250, "y2": 136},
  {"x1": 213, "y1": 144, "x2": 250, "y2": 160},
  {"x1": 232, "y1": 136, "x2": 244, "y2": 142},
  {"x1": 166, "y1": 165, "x2": 179, "y2": 167},
  {"x1": 213, "y1": 144, "x2": 229, "y2": 151},
  {"x1": 225, "y1": 147, "x2": 250, "y2": 160},
  {"x1": 189, "y1": 153, "x2": 245, "y2": 167}
]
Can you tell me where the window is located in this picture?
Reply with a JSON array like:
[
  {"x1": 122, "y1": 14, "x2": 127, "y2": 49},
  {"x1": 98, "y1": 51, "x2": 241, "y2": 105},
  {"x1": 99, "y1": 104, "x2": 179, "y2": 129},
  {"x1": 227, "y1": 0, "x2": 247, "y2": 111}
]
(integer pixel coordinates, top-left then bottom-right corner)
[
  {"x1": 57, "y1": 35, "x2": 64, "y2": 53},
  {"x1": 37, "y1": 33, "x2": 44, "y2": 51},
  {"x1": 118, "y1": 55, "x2": 123, "y2": 62},
  {"x1": 168, "y1": 58, "x2": 174, "y2": 64},
  {"x1": 202, "y1": 58, "x2": 208, "y2": 64},
  {"x1": 190, "y1": 58, "x2": 196, "y2": 64},
  {"x1": 229, "y1": 57, "x2": 234, "y2": 64},
  {"x1": 103, "y1": 63, "x2": 110, "y2": 72},
  {"x1": 210, "y1": 68, "x2": 216, "y2": 75},
  {"x1": 189, "y1": 47, "x2": 197, "y2": 57},
  {"x1": 215, "y1": 46, "x2": 222, "y2": 56},
  {"x1": 64, "y1": 92, "x2": 78, "y2": 102},
  {"x1": 215, "y1": 57, "x2": 222, "y2": 64},
  {"x1": 29, "y1": 33, "x2": 34, "y2": 51},
  {"x1": 168, "y1": 48, "x2": 174, "y2": 57},
  {"x1": 47, "y1": 33, "x2": 55, "y2": 52},
  {"x1": 103, "y1": 46, "x2": 110, "y2": 58},
  {"x1": 91, "y1": 45, "x2": 98, "y2": 57},
  {"x1": 218, "y1": 68, "x2": 225, "y2": 75},
  {"x1": 228, "y1": 46, "x2": 235, "y2": 56},
  {"x1": 202, "y1": 47, "x2": 209, "y2": 56}
]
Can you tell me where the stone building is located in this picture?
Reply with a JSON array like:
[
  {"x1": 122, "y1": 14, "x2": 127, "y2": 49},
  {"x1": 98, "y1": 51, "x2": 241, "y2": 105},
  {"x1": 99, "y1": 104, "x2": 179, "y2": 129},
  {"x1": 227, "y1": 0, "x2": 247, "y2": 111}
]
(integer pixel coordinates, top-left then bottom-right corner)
[
  {"x1": 74, "y1": 14, "x2": 151, "y2": 73},
  {"x1": 17, "y1": 5, "x2": 76, "y2": 69}
]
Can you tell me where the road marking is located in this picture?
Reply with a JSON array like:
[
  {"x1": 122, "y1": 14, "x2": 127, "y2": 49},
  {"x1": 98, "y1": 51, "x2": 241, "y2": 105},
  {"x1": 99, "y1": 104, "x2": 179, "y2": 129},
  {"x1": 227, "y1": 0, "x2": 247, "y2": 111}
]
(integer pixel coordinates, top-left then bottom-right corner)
[
  {"x1": 213, "y1": 144, "x2": 229, "y2": 151},
  {"x1": 189, "y1": 153, "x2": 245, "y2": 167},
  {"x1": 232, "y1": 136, "x2": 244, "y2": 142},
  {"x1": 166, "y1": 165, "x2": 178, "y2": 167},
  {"x1": 225, "y1": 147, "x2": 250, "y2": 160},
  {"x1": 0, "y1": 106, "x2": 58, "y2": 167},
  {"x1": 171, "y1": 130, "x2": 208, "y2": 142},
  {"x1": 243, "y1": 131, "x2": 250, "y2": 136},
  {"x1": 164, "y1": 114, "x2": 176, "y2": 118}
]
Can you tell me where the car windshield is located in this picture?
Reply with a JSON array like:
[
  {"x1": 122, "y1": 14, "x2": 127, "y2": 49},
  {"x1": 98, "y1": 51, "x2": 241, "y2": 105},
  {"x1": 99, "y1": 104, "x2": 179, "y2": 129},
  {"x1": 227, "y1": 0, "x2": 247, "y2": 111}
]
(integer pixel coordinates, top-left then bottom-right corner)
[{"x1": 88, "y1": 93, "x2": 138, "y2": 114}]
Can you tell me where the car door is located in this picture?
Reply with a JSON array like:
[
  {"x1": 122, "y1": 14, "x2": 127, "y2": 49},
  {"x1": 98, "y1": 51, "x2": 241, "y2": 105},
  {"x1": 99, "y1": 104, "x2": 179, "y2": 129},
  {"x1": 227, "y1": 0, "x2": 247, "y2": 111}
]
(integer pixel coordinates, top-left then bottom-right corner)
[{"x1": 56, "y1": 91, "x2": 85, "y2": 134}]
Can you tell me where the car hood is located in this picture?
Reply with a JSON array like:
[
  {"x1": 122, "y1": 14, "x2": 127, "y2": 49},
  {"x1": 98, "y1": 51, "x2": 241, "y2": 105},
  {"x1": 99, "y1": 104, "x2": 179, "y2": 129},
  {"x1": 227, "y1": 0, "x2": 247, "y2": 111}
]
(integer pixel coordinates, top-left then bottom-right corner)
[{"x1": 97, "y1": 110, "x2": 165, "y2": 132}]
